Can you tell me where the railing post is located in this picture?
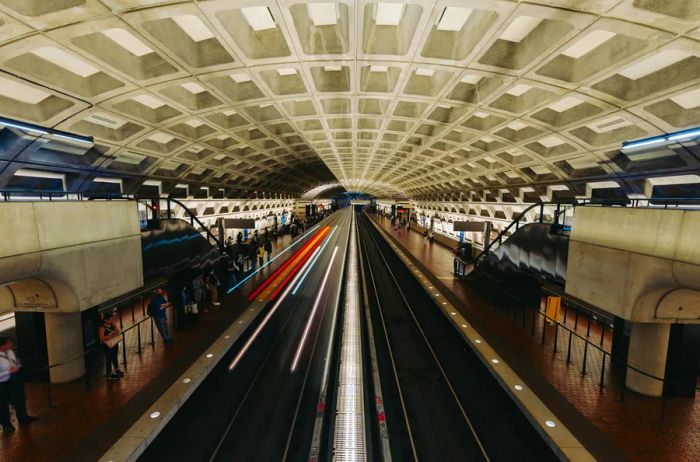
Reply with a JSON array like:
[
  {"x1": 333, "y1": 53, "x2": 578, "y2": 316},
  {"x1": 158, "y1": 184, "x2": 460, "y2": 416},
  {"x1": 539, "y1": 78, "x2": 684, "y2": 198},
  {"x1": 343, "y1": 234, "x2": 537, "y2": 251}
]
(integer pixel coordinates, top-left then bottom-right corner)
[
  {"x1": 137, "y1": 322, "x2": 142, "y2": 355},
  {"x1": 539, "y1": 203, "x2": 544, "y2": 223},
  {"x1": 85, "y1": 353, "x2": 91, "y2": 390},
  {"x1": 541, "y1": 314, "x2": 547, "y2": 345},
  {"x1": 150, "y1": 316, "x2": 155, "y2": 345},
  {"x1": 122, "y1": 336, "x2": 127, "y2": 366},
  {"x1": 600, "y1": 353, "x2": 606, "y2": 388},
  {"x1": 566, "y1": 331, "x2": 573, "y2": 364},
  {"x1": 582, "y1": 340, "x2": 589, "y2": 376},
  {"x1": 553, "y1": 321, "x2": 559, "y2": 353}
]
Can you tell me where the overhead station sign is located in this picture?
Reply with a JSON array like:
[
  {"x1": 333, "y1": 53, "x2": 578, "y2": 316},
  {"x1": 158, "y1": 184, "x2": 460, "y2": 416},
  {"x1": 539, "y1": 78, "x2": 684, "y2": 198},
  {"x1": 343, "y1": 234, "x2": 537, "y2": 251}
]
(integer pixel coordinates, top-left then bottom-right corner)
[
  {"x1": 223, "y1": 218, "x2": 256, "y2": 229},
  {"x1": 453, "y1": 221, "x2": 488, "y2": 232}
]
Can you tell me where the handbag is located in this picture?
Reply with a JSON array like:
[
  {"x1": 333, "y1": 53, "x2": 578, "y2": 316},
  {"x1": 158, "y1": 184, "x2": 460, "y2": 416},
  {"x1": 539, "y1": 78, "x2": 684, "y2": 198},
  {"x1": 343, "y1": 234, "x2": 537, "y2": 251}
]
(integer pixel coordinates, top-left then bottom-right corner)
[{"x1": 104, "y1": 335, "x2": 121, "y2": 349}]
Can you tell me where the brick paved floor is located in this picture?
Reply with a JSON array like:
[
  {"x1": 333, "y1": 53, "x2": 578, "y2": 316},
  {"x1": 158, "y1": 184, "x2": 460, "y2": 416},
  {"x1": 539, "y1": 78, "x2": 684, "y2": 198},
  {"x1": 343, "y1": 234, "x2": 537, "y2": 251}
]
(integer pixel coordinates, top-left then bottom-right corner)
[
  {"x1": 372, "y1": 213, "x2": 699, "y2": 462},
  {"x1": 0, "y1": 233, "x2": 295, "y2": 462}
]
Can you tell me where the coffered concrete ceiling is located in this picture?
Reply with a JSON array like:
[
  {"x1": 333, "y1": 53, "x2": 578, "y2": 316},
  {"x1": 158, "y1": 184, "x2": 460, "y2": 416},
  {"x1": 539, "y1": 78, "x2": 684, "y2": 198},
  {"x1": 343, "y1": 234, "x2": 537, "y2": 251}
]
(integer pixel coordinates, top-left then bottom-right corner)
[{"x1": 0, "y1": 0, "x2": 699, "y2": 199}]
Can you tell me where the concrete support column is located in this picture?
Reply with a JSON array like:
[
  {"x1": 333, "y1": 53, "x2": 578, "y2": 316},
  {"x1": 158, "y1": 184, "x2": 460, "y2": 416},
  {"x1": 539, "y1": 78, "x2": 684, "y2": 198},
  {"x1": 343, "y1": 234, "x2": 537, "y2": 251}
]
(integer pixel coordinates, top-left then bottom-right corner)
[
  {"x1": 626, "y1": 322, "x2": 670, "y2": 397},
  {"x1": 44, "y1": 312, "x2": 85, "y2": 383}
]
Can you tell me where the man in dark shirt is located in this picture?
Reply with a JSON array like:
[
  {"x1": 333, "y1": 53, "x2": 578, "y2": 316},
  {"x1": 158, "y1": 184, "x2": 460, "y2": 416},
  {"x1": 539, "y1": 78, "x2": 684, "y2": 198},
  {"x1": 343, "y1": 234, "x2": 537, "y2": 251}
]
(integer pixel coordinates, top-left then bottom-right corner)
[{"x1": 149, "y1": 288, "x2": 173, "y2": 344}]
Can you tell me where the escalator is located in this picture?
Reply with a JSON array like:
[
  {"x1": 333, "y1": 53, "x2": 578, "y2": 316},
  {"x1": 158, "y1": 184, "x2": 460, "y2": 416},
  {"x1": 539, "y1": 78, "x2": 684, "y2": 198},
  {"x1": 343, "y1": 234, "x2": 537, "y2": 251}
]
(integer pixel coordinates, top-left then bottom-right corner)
[{"x1": 141, "y1": 218, "x2": 224, "y2": 281}]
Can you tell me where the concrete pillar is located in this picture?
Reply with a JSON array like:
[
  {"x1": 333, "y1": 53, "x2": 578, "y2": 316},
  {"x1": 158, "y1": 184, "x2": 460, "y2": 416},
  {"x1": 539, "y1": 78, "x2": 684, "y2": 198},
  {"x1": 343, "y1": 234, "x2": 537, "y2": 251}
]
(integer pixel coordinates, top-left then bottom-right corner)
[
  {"x1": 44, "y1": 312, "x2": 85, "y2": 383},
  {"x1": 626, "y1": 322, "x2": 670, "y2": 397}
]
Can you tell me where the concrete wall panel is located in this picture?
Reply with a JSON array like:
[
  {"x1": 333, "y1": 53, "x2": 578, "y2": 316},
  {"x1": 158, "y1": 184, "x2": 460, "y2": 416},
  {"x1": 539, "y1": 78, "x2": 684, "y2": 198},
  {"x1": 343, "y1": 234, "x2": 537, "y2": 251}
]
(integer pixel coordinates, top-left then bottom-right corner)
[
  {"x1": 0, "y1": 201, "x2": 144, "y2": 313},
  {"x1": 0, "y1": 202, "x2": 40, "y2": 258},
  {"x1": 566, "y1": 207, "x2": 700, "y2": 322}
]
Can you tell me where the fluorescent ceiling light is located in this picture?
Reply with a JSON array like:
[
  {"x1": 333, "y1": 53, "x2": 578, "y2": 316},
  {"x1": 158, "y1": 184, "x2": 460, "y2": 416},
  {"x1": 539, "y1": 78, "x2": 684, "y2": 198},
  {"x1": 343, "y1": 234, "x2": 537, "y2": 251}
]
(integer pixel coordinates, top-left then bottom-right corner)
[
  {"x1": 548, "y1": 96, "x2": 583, "y2": 112},
  {"x1": 461, "y1": 74, "x2": 482, "y2": 84},
  {"x1": 307, "y1": 2, "x2": 338, "y2": 26},
  {"x1": 181, "y1": 82, "x2": 206, "y2": 93},
  {"x1": 375, "y1": 2, "x2": 405, "y2": 26},
  {"x1": 277, "y1": 67, "x2": 297, "y2": 76},
  {"x1": 85, "y1": 112, "x2": 127, "y2": 128},
  {"x1": 149, "y1": 132, "x2": 175, "y2": 144},
  {"x1": 33, "y1": 47, "x2": 99, "y2": 78},
  {"x1": 588, "y1": 115, "x2": 630, "y2": 133},
  {"x1": 500, "y1": 16, "x2": 542, "y2": 42},
  {"x1": 172, "y1": 15, "x2": 214, "y2": 42},
  {"x1": 241, "y1": 6, "x2": 277, "y2": 31},
  {"x1": 102, "y1": 28, "x2": 152, "y2": 56},
  {"x1": 132, "y1": 94, "x2": 165, "y2": 109},
  {"x1": 506, "y1": 83, "x2": 532, "y2": 96},
  {"x1": 415, "y1": 68, "x2": 435, "y2": 77},
  {"x1": 0, "y1": 76, "x2": 50, "y2": 104},
  {"x1": 561, "y1": 30, "x2": 615, "y2": 59},
  {"x1": 667, "y1": 128, "x2": 700, "y2": 142},
  {"x1": 324, "y1": 65, "x2": 343, "y2": 72},
  {"x1": 670, "y1": 87, "x2": 700, "y2": 109},
  {"x1": 539, "y1": 135, "x2": 565, "y2": 148},
  {"x1": 369, "y1": 65, "x2": 388, "y2": 72},
  {"x1": 230, "y1": 72, "x2": 252, "y2": 83},
  {"x1": 621, "y1": 137, "x2": 665, "y2": 151},
  {"x1": 481, "y1": 136, "x2": 495, "y2": 143},
  {"x1": 619, "y1": 50, "x2": 690, "y2": 80},
  {"x1": 437, "y1": 7, "x2": 472, "y2": 31},
  {"x1": 504, "y1": 170, "x2": 520, "y2": 179}
]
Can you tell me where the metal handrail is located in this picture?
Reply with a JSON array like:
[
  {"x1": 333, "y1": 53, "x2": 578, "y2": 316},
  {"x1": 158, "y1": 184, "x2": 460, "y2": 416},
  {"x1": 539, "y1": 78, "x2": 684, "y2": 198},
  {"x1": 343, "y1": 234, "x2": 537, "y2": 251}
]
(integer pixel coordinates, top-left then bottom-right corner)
[{"x1": 486, "y1": 279, "x2": 698, "y2": 418}]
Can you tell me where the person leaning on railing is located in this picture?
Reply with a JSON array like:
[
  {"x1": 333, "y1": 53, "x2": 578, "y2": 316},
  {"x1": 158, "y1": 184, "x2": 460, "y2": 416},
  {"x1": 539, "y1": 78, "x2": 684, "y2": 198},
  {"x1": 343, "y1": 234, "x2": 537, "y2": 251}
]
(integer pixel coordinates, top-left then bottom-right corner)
[
  {"x1": 98, "y1": 311, "x2": 124, "y2": 381},
  {"x1": 0, "y1": 337, "x2": 37, "y2": 432}
]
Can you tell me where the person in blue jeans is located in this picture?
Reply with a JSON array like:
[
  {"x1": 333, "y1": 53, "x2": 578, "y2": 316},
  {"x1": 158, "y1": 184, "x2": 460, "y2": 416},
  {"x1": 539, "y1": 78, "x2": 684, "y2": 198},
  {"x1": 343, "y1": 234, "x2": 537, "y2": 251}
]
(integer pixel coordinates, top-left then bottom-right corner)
[{"x1": 149, "y1": 287, "x2": 173, "y2": 344}]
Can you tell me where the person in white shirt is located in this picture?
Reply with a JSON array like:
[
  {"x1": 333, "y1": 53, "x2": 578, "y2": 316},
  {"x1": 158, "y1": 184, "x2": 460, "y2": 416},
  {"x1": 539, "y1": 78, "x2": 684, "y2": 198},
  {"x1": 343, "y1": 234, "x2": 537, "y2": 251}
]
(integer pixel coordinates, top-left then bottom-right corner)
[{"x1": 0, "y1": 337, "x2": 37, "y2": 433}]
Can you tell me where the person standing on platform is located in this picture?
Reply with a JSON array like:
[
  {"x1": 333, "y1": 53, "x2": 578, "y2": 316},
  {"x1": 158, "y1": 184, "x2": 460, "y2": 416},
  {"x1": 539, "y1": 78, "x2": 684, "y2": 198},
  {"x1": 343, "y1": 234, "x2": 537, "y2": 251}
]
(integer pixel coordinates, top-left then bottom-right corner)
[
  {"x1": 176, "y1": 286, "x2": 188, "y2": 329},
  {"x1": 149, "y1": 288, "x2": 173, "y2": 344},
  {"x1": 98, "y1": 312, "x2": 123, "y2": 381},
  {"x1": 257, "y1": 245, "x2": 265, "y2": 269},
  {"x1": 206, "y1": 271, "x2": 221, "y2": 306},
  {"x1": 227, "y1": 257, "x2": 239, "y2": 291},
  {"x1": 193, "y1": 275, "x2": 204, "y2": 307},
  {"x1": 264, "y1": 236, "x2": 273, "y2": 263},
  {"x1": 0, "y1": 337, "x2": 37, "y2": 433}
]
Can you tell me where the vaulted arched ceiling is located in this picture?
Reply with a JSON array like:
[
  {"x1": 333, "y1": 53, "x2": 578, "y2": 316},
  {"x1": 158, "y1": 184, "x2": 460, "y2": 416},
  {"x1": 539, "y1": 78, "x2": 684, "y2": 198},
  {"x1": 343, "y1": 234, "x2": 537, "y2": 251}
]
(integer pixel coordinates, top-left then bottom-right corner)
[{"x1": 0, "y1": 0, "x2": 699, "y2": 200}]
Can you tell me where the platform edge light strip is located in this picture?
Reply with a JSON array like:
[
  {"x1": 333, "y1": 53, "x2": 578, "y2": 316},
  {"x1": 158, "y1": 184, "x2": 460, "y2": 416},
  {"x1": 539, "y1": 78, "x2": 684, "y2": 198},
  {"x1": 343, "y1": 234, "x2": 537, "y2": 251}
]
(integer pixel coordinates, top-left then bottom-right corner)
[
  {"x1": 227, "y1": 223, "x2": 321, "y2": 294},
  {"x1": 292, "y1": 226, "x2": 337, "y2": 295},
  {"x1": 290, "y1": 245, "x2": 339, "y2": 372},
  {"x1": 227, "y1": 227, "x2": 330, "y2": 371}
]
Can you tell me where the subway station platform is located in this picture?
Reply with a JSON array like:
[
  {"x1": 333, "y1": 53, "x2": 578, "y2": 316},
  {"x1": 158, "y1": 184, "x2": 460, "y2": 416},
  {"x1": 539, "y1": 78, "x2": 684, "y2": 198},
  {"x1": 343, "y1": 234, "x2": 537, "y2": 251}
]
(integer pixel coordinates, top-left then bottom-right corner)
[
  {"x1": 369, "y1": 213, "x2": 699, "y2": 462},
  {"x1": 0, "y1": 233, "x2": 295, "y2": 462}
]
